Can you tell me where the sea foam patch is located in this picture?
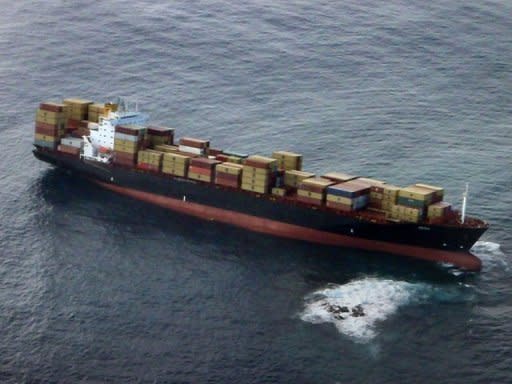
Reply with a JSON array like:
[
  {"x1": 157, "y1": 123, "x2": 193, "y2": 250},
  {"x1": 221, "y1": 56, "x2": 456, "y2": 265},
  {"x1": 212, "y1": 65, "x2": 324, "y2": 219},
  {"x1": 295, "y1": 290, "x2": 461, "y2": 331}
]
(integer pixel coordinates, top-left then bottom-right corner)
[
  {"x1": 300, "y1": 278, "x2": 425, "y2": 342},
  {"x1": 471, "y1": 241, "x2": 507, "y2": 270}
]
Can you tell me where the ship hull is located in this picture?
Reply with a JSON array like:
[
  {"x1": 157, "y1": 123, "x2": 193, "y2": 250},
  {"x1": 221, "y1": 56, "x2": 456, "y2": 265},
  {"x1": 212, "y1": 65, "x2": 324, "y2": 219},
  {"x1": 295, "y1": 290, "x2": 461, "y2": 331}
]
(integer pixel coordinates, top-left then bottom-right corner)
[{"x1": 33, "y1": 148, "x2": 486, "y2": 271}]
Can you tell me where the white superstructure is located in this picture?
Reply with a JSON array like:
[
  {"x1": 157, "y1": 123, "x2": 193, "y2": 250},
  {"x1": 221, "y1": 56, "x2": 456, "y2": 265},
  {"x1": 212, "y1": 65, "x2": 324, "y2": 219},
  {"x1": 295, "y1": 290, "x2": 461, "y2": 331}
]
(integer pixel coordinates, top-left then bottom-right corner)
[{"x1": 81, "y1": 104, "x2": 148, "y2": 163}]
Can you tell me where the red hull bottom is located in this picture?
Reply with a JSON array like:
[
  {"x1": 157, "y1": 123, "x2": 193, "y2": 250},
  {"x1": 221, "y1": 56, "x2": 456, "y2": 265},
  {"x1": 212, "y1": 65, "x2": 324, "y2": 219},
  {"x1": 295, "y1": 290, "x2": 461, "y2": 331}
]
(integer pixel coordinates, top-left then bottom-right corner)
[{"x1": 94, "y1": 180, "x2": 482, "y2": 271}]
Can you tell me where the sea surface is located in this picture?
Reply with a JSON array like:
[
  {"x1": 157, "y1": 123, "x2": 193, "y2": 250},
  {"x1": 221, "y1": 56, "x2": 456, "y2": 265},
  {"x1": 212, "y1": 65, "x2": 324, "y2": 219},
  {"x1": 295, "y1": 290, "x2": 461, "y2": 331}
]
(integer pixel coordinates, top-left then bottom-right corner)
[{"x1": 0, "y1": 1, "x2": 511, "y2": 383}]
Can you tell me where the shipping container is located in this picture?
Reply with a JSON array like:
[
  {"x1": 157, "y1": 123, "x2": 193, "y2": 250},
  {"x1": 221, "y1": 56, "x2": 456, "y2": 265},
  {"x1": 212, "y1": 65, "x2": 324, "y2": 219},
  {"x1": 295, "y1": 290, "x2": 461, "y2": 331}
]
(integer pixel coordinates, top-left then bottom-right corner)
[
  {"x1": 322, "y1": 172, "x2": 358, "y2": 183},
  {"x1": 179, "y1": 137, "x2": 209, "y2": 149},
  {"x1": 326, "y1": 180, "x2": 371, "y2": 198}
]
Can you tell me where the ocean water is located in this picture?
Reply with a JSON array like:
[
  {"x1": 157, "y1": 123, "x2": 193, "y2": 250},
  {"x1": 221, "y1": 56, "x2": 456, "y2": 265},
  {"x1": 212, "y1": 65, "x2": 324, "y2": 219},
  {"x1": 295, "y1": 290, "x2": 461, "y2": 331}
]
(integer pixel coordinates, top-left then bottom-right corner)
[{"x1": 0, "y1": 1, "x2": 511, "y2": 382}]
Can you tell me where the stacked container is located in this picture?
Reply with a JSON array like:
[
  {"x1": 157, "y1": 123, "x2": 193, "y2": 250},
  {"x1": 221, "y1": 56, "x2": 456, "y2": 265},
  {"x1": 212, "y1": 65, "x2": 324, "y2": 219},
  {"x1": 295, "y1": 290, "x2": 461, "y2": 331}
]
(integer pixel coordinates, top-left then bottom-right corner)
[
  {"x1": 297, "y1": 177, "x2": 335, "y2": 206},
  {"x1": 154, "y1": 144, "x2": 179, "y2": 153},
  {"x1": 188, "y1": 158, "x2": 220, "y2": 182},
  {"x1": 427, "y1": 201, "x2": 452, "y2": 222},
  {"x1": 63, "y1": 98, "x2": 93, "y2": 127},
  {"x1": 178, "y1": 137, "x2": 209, "y2": 155},
  {"x1": 113, "y1": 125, "x2": 146, "y2": 166},
  {"x1": 271, "y1": 151, "x2": 303, "y2": 171},
  {"x1": 325, "y1": 180, "x2": 371, "y2": 211},
  {"x1": 137, "y1": 150, "x2": 163, "y2": 172},
  {"x1": 147, "y1": 126, "x2": 174, "y2": 147},
  {"x1": 241, "y1": 155, "x2": 278, "y2": 194},
  {"x1": 34, "y1": 102, "x2": 68, "y2": 150},
  {"x1": 397, "y1": 185, "x2": 436, "y2": 209},
  {"x1": 58, "y1": 137, "x2": 83, "y2": 156},
  {"x1": 87, "y1": 103, "x2": 106, "y2": 123},
  {"x1": 355, "y1": 177, "x2": 386, "y2": 209},
  {"x1": 380, "y1": 184, "x2": 400, "y2": 211},
  {"x1": 162, "y1": 152, "x2": 190, "y2": 177},
  {"x1": 284, "y1": 170, "x2": 315, "y2": 188},
  {"x1": 215, "y1": 163, "x2": 243, "y2": 188}
]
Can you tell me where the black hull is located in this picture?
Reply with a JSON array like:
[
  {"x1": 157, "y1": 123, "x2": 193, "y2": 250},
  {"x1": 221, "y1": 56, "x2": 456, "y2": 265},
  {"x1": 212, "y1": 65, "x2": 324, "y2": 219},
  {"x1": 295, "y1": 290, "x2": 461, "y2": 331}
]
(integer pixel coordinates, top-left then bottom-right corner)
[{"x1": 33, "y1": 148, "x2": 488, "y2": 270}]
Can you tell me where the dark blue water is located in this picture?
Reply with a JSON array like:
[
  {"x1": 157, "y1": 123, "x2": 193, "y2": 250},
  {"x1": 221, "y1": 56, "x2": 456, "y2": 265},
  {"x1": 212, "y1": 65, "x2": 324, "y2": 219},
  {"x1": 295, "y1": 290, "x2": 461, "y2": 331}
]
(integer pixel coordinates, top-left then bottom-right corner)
[{"x1": 1, "y1": 1, "x2": 511, "y2": 382}]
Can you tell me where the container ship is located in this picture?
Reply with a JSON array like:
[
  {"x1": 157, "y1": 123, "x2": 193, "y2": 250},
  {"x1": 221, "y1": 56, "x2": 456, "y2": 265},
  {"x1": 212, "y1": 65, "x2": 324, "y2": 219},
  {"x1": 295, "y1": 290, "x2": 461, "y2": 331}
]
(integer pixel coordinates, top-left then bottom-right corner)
[{"x1": 32, "y1": 98, "x2": 489, "y2": 271}]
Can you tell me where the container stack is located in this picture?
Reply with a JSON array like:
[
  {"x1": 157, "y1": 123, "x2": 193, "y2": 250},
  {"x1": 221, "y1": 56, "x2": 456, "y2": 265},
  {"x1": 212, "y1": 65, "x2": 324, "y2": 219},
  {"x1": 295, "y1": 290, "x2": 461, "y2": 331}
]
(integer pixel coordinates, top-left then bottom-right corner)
[
  {"x1": 387, "y1": 185, "x2": 438, "y2": 223},
  {"x1": 58, "y1": 137, "x2": 82, "y2": 156},
  {"x1": 427, "y1": 202, "x2": 452, "y2": 222},
  {"x1": 380, "y1": 184, "x2": 400, "y2": 211},
  {"x1": 388, "y1": 205, "x2": 424, "y2": 223},
  {"x1": 178, "y1": 137, "x2": 209, "y2": 155},
  {"x1": 188, "y1": 158, "x2": 220, "y2": 183},
  {"x1": 113, "y1": 125, "x2": 146, "y2": 166},
  {"x1": 284, "y1": 170, "x2": 315, "y2": 189},
  {"x1": 215, "y1": 163, "x2": 244, "y2": 188},
  {"x1": 415, "y1": 184, "x2": 444, "y2": 202},
  {"x1": 162, "y1": 152, "x2": 191, "y2": 177},
  {"x1": 297, "y1": 177, "x2": 335, "y2": 206},
  {"x1": 63, "y1": 98, "x2": 93, "y2": 126},
  {"x1": 87, "y1": 103, "x2": 106, "y2": 123},
  {"x1": 271, "y1": 151, "x2": 303, "y2": 171},
  {"x1": 137, "y1": 150, "x2": 163, "y2": 172},
  {"x1": 241, "y1": 155, "x2": 278, "y2": 194},
  {"x1": 147, "y1": 126, "x2": 174, "y2": 147},
  {"x1": 325, "y1": 179, "x2": 371, "y2": 211},
  {"x1": 355, "y1": 177, "x2": 386, "y2": 209},
  {"x1": 34, "y1": 102, "x2": 68, "y2": 149}
]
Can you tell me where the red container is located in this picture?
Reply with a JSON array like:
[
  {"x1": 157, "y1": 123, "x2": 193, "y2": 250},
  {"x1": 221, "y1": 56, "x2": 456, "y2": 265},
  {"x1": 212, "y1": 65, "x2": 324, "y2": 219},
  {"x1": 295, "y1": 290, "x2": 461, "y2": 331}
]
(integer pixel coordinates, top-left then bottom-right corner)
[
  {"x1": 207, "y1": 148, "x2": 223, "y2": 156},
  {"x1": 188, "y1": 165, "x2": 212, "y2": 176},
  {"x1": 147, "y1": 125, "x2": 174, "y2": 136},
  {"x1": 215, "y1": 178, "x2": 240, "y2": 188},
  {"x1": 216, "y1": 154, "x2": 230, "y2": 162},
  {"x1": 115, "y1": 125, "x2": 144, "y2": 136},
  {"x1": 114, "y1": 151, "x2": 138, "y2": 161},
  {"x1": 244, "y1": 159, "x2": 272, "y2": 169},
  {"x1": 67, "y1": 118, "x2": 81, "y2": 129},
  {"x1": 326, "y1": 200, "x2": 352, "y2": 211},
  {"x1": 39, "y1": 102, "x2": 65, "y2": 112},
  {"x1": 190, "y1": 157, "x2": 220, "y2": 169},
  {"x1": 179, "y1": 137, "x2": 209, "y2": 149},
  {"x1": 215, "y1": 172, "x2": 240, "y2": 182},
  {"x1": 137, "y1": 163, "x2": 160, "y2": 172},
  {"x1": 297, "y1": 195, "x2": 324, "y2": 206},
  {"x1": 35, "y1": 122, "x2": 59, "y2": 136}
]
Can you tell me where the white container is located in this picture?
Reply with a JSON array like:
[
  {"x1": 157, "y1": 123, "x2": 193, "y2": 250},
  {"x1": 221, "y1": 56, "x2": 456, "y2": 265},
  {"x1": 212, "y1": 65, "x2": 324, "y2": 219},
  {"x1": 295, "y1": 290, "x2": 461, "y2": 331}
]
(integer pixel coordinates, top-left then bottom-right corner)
[
  {"x1": 178, "y1": 145, "x2": 204, "y2": 155},
  {"x1": 60, "y1": 137, "x2": 83, "y2": 148}
]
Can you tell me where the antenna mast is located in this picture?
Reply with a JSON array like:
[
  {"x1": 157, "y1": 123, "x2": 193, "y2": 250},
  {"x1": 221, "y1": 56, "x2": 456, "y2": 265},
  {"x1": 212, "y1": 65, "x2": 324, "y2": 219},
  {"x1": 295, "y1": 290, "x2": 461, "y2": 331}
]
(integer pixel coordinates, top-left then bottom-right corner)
[{"x1": 461, "y1": 183, "x2": 469, "y2": 224}]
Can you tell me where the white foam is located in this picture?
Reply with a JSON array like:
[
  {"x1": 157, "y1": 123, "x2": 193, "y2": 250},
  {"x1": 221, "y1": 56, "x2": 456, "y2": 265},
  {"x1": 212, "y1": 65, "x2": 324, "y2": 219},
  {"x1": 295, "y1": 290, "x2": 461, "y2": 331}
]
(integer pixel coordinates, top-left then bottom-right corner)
[
  {"x1": 300, "y1": 278, "x2": 424, "y2": 342},
  {"x1": 471, "y1": 241, "x2": 508, "y2": 271}
]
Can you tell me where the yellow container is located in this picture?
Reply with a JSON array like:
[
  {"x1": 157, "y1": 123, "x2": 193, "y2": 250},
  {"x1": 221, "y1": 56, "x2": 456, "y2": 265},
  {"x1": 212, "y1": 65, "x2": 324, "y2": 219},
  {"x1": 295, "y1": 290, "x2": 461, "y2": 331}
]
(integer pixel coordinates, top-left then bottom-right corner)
[
  {"x1": 188, "y1": 172, "x2": 212, "y2": 182},
  {"x1": 241, "y1": 177, "x2": 270, "y2": 188},
  {"x1": 271, "y1": 187, "x2": 286, "y2": 197},
  {"x1": 399, "y1": 186, "x2": 435, "y2": 201},
  {"x1": 326, "y1": 194, "x2": 352, "y2": 205},
  {"x1": 217, "y1": 163, "x2": 244, "y2": 175},
  {"x1": 155, "y1": 144, "x2": 180, "y2": 153},
  {"x1": 34, "y1": 133, "x2": 58, "y2": 142},
  {"x1": 298, "y1": 189, "x2": 324, "y2": 200},
  {"x1": 241, "y1": 183, "x2": 268, "y2": 194}
]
